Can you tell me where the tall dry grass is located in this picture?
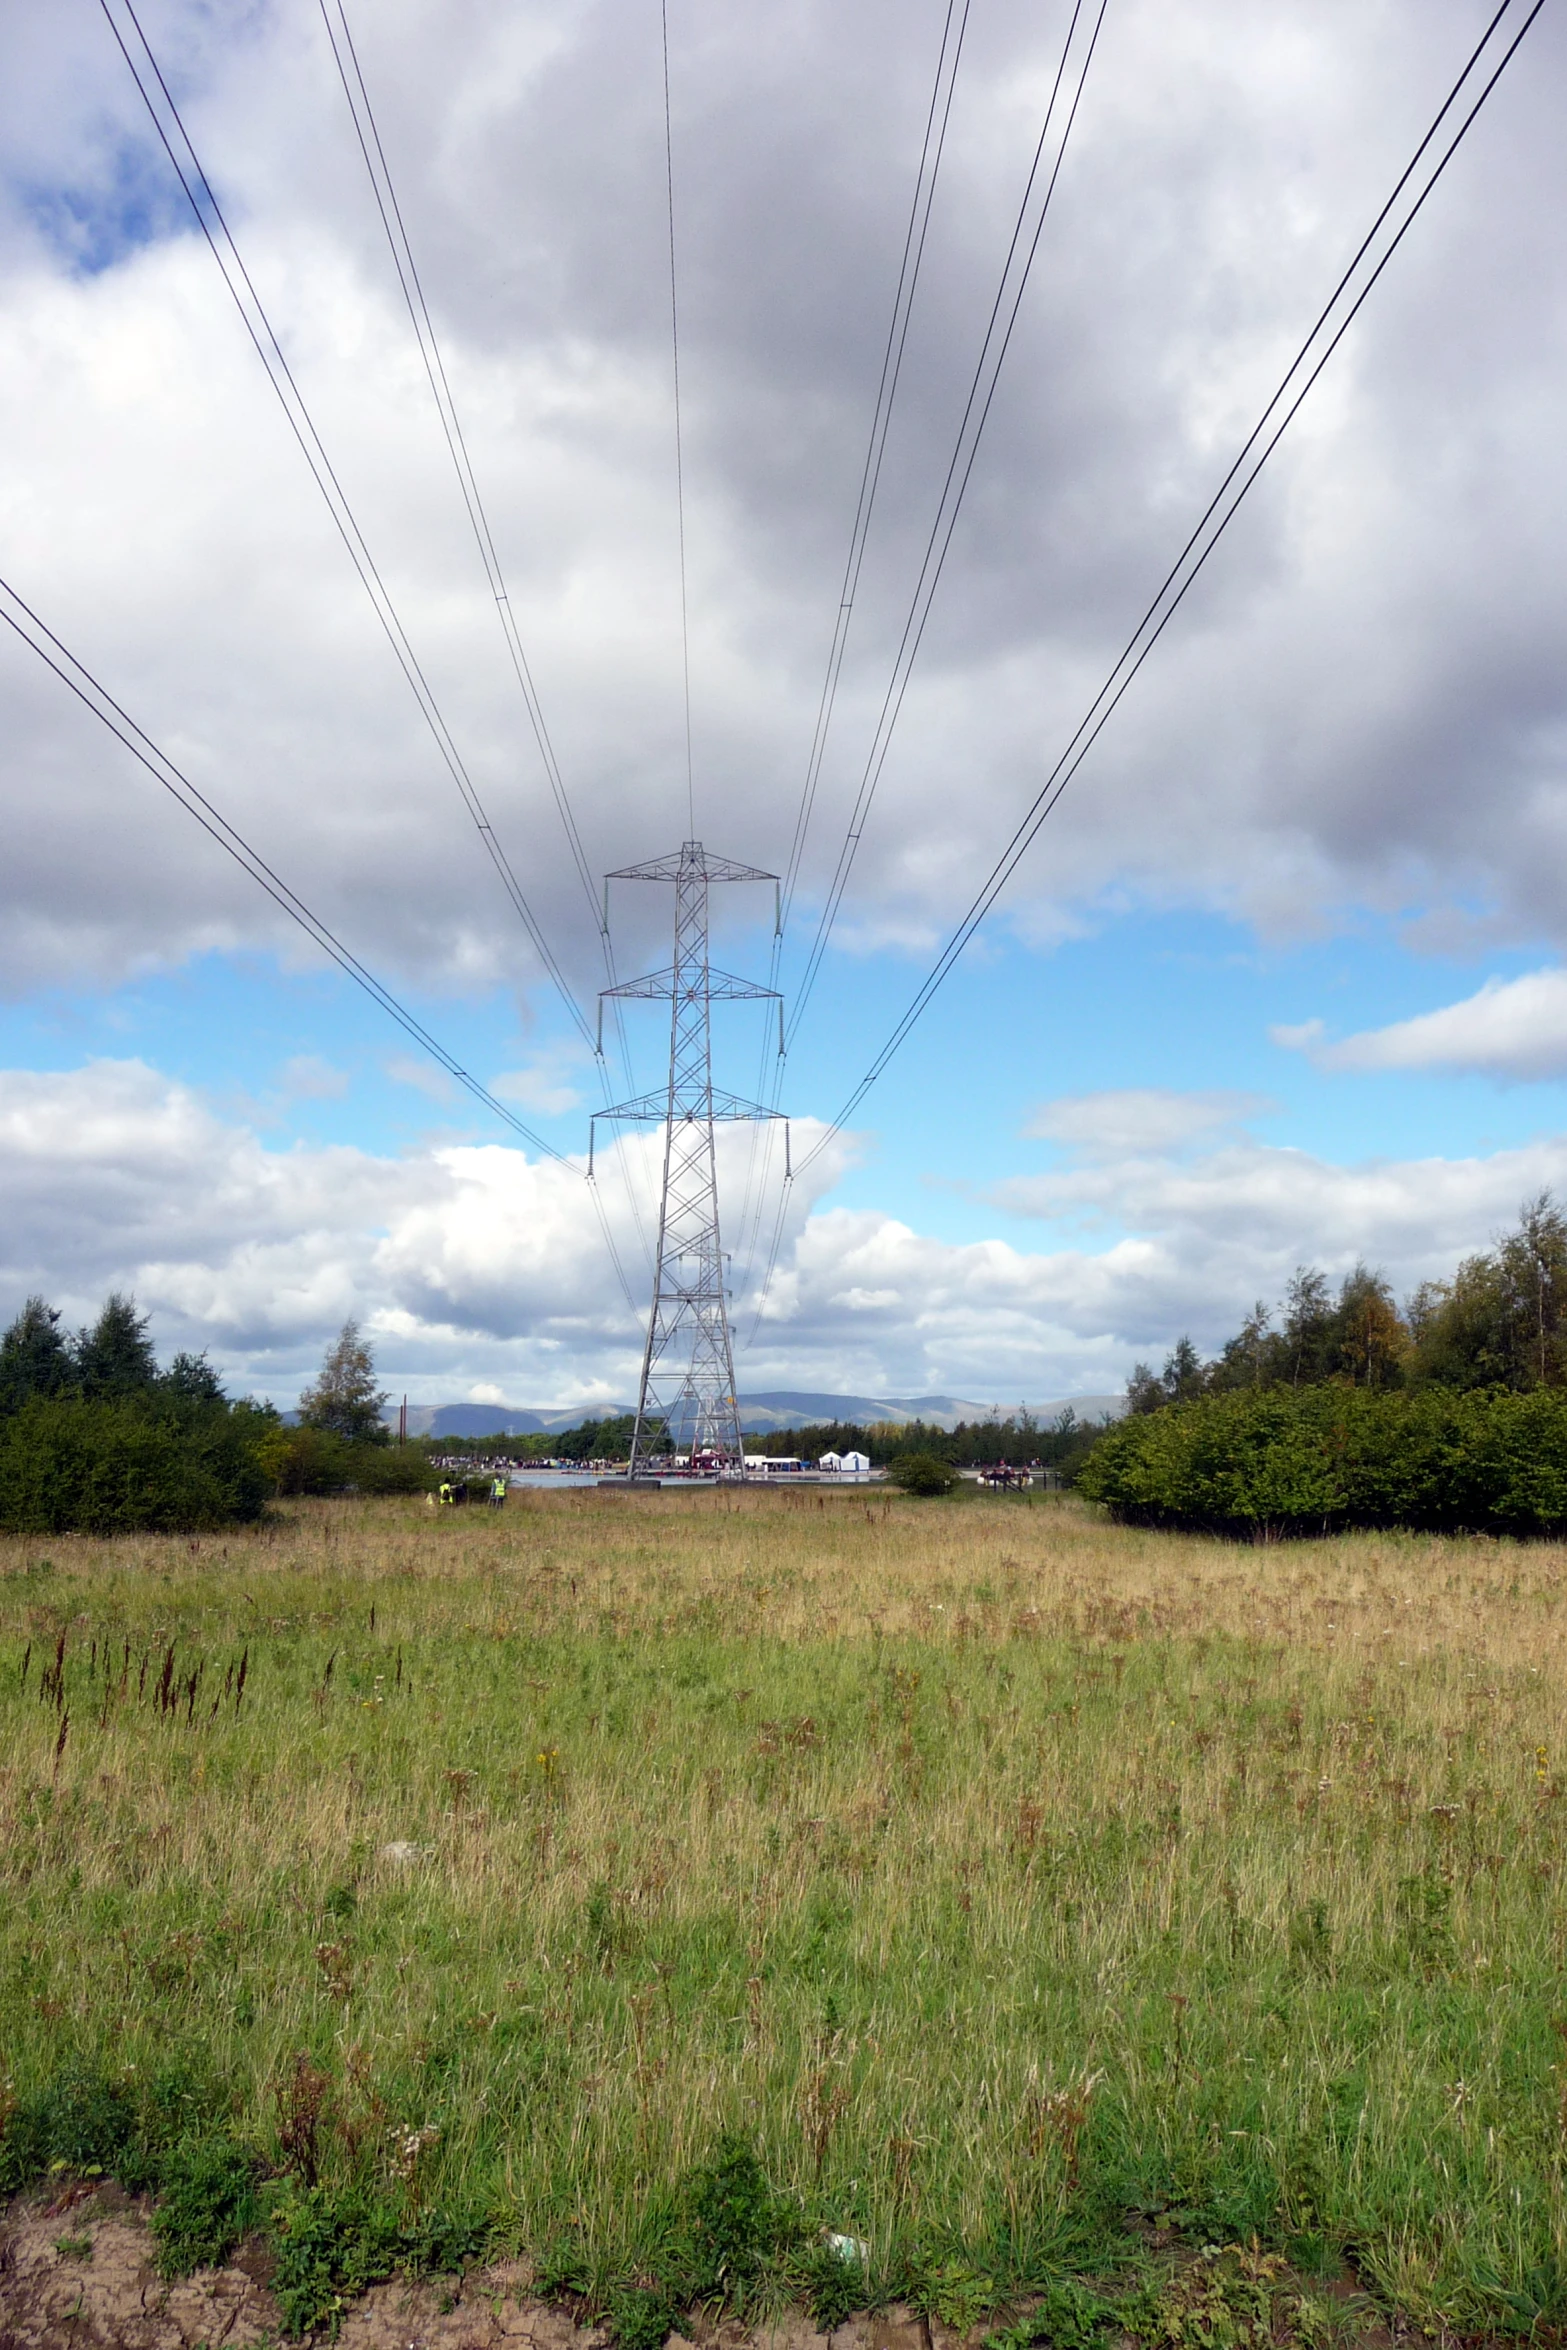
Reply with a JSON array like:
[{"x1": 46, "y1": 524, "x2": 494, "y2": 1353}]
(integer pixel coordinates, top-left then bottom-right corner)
[{"x1": 4, "y1": 1490, "x2": 1567, "y2": 2328}]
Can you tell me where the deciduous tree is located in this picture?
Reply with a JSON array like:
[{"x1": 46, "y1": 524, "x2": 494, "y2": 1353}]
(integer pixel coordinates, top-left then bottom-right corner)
[{"x1": 298, "y1": 1320, "x2": 389, "y2": 1444}]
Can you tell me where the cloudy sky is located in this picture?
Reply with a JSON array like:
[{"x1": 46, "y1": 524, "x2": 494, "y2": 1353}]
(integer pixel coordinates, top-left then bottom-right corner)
[{"x1": 1, "y1": 0, "x2": 1564, "y2": 1410}]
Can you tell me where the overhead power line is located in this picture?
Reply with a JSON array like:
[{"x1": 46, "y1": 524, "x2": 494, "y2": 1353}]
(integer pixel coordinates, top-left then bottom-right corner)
[
  {"x1": 0, "y1": 575, "x2": 647, "y2": 1318},
  {"x1": 99, "y1": 0, "x2": 596, "y2": 1053},
  {"x1": 314, "y1": 0, "x2": 654, "y2": 1262},
  {"x1": 795, "y1": 0, "x2": 1545, "y2": 1181},
  {"x1": 778, "y1": 0, "x2": 974, "y2": 945},
  {"x1": 732, "y1": 0, "x2": 974, "y2": 1299},
  {"x1": 738, "y1": 0, "x2": 1106, "y2": 1335},
  {"x1": 785, "y1": 0, "x2": 1108, "y2": 1054},
  {"x1": 314, "y1": 0, "x2": 604, "y2": 942},
  {"x1": 0, "y1": 576, "x2": 564, "y2": 1163},
  {"x1": 661, "y1": 0, "x2": 696, "y2": 836}
]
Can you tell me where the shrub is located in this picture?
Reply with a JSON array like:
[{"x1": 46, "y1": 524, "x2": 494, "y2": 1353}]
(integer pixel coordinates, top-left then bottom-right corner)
[
  {"x1": 349, "y1": 1443, "x2": 439, "y2": 1496},
  {"x1": 0, "y1": 1397, "x2": 267, "y2": 1534},
  {"x1": 150, "y1": 2136, "x2": 259, "y2": 2276},
  {"x1": 681, "y1": 2136, "x2": 800, "y2": 2297},
  {"x1": 889, "y1": 1452, "x2": 957, "y2": 1497},
  {"x1": 253, "y1": 1426, "x2": 436, "y2": 1497},
  {"x1": 266, "y1": 2181, "x2": 483, "y2": 2335},
  {"x1": 253, "y1": 1423, "x2": 351, "y2": 1496},
  {"x1": 0, "y1": 2063, "x2": 139, "y2": 2192},
  {"x1": 1077, "y1": 1383, "x2": 1567, "y2": 1536}
]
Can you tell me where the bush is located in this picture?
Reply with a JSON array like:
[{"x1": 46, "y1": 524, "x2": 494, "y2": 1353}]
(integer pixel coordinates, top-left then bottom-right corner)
[
  {"x1": 266, "y1": 2181, "x2": 484, "y2": 2335},
  {"x1": 150, "y1": 2136, "x2": 259, "y2": 2275},
  {"x1": 1076, "y1": 1383, "x2": 1567, "y2": 1537},
  {"x1": 0, "y1": 1396, "x2": 268, "y2": 1535},
  {"x1": 253, "y1": 1423, "x2": 351, "y2": 1496},
  {"x1": 349, "y1": 1443, "x2": 439, "y2": 1496},
  {"x1": 0, "y1": 2063, "x2": 255, "y2": 2276},
  {"x1": 0, "y1": 2062, "x2": 139, "y2": 2192},
  {"x1": 254, "y1": 1426, "x2": 437, "y2": 1497},
  {"x1": 890, "y1": 1451, "x2": 958, "y2": 1497}
]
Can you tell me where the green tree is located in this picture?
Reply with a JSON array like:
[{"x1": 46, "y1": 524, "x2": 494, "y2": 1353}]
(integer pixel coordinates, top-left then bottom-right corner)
[
  {"x1": 163, "y1": 1350, "x2": 226, "y2": 1404},
  {"x1": 1281, "y1": 1267, "x2": 1335, "y2": 1388},
  {"x1": 0, "y1": 1297, "x2": 77, "y2": 1413},
  {"x1": 1330, "y1": 1262, "x2": 1407, "y2": 1388},
  {"x1": 1408, "y1": 1257, "x2": 1509, "y2": 1389},
  {"x1": 1209, "y1": 1302, "x2": 1276, "y2": 1391},
  {"x1": 75, "y1": 1292, "x2": 159, "y2": 1399},
  {"x1": 1498, "y1": 1191, "x2": 1567, "y2": 1387},
  {"x1": 1126, "y1": 1338, "x2": 1209, "y2": 1414},
  {"x1": 889, "y1": 1451, "x2": 956, "y2": 1496},
  {"x1": 298, "y1": 1320, "x2": 389, "y2": 1444},
  {"x1": 1408, "y1": 1194, "x2": 1567, "y2": 1392}
]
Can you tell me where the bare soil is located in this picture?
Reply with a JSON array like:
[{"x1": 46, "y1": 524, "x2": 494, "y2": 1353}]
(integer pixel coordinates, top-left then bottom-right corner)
[
  {"x1": 0, "y1": 2186, "x2": 935, "y2": 2350},
  {"x1": 0, "y1": 2182, "x2": 605, "y2": 2349}
]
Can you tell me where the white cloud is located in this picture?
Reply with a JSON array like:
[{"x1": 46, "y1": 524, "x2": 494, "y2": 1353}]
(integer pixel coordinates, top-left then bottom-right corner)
[
  {"x1": 1, "y1": 1059, "x2": 1561, "y2": 1407},
  {"x1": 491, "y1": 1047, "x2": 587, "y2": 1116},
  {"x1": 279, "y1": 1053, "x2": 349, "y2": 1099},
  {"x1": 1273, "y1": 968, "x2": 1567, "y2": 1080},
  {"x1": 383, "y1": 1055, "x2": 457, "y2": 1104},
  {"x1": 1025, "y1": 1087, "x2": 1267, "y2": 1157}
]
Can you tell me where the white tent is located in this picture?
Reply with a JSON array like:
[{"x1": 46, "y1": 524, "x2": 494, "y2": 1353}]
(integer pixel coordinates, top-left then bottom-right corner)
[
  {"x1": 841, "y1": 1451, "x2": 870, "y2": 1475},
  {"x1": 818, "y1": 1450, "x2": 843, "y2": 1471}
]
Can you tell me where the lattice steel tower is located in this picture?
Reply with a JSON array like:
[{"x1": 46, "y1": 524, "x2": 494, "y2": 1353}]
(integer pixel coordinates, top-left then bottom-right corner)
[{"x1": 592, "y1": 843, "x2": 785, "y2": 1477}]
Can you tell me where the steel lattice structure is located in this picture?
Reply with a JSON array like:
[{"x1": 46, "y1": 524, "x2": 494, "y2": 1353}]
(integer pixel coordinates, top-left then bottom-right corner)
[{"x1": 592, "y1": 842, "x2": 784, "y2": 1477}]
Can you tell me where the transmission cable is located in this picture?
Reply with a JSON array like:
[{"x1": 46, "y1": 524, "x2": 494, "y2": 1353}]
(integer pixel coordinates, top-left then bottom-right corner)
[
  {"x1": 779, "y1": 0, "x2": 974, "y2": 945},
  {"x1": 315, "y1": 0, "x2": 656, "y2": 1266},
  {"x1": 319, "y1": 0, "x2": 599, "y2": 927},
  {"x1": 0, "y1": 576, "x2": 646, "y2": 1317},
  {"x1": 739, "y1": 0, "x2": 1106, "y2": 1331},
  {"x1": 792, "y1": 0, "x2": 1545, "y2": 1186},
  {"x1": 661, "y1": 0, "x2": 696, "y2": 836},
  {"x1": 731, "y1": 0, "x2": 973, "y2": 1294},
  {"x1": 99, "y1": 0, "x2": 596, "y2": 1055},
  {"x1": 786, "y1": 0, "x2": 1107, "y2": 1056}
]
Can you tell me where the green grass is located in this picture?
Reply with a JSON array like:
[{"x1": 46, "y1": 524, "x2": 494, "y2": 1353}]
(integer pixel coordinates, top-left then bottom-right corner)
[{"x1": 5, "y1": 1492, "x2": 1567, "y2": 2335}]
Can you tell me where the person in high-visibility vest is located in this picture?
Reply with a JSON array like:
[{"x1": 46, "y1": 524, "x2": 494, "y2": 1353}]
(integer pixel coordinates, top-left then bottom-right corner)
[
  {"x1": 490, "y1": 1475, "x2": 507, "y2": 1509},
  {"x1": 438, "y1": 1479, "x2": 455, "y2": 1508}
]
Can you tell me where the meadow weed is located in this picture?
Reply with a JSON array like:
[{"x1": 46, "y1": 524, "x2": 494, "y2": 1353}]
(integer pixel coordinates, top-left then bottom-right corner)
[{"x1": 5, "y1": 1489, "x2": 1567, "y2": 2335}]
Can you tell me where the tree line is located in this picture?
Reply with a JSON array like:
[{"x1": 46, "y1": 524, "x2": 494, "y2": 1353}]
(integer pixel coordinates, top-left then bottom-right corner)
[
  {"x1": 1080, "y1": 1193, "x2": 1567, "y2": 1538},
  {"x1": 0, "y1": 1292, "x2": 268, "y2": 1532},
  {"x1": 0, "y1": 1301, "x2": 433, "y2": 1528},
  {"x1": 1, "y1": 1294, "x2": 227, "y2": 1412},
  {"x1": 746, "y1": 1410, "x2": 1106, "y2": 1475},
  {"x1": 1128, "y1": 1192, "x2": 1567, "y2": 1410}
]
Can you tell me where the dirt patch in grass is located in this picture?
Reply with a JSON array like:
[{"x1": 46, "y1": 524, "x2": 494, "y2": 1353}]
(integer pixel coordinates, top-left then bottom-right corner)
[
  {"x1": 0, "y1": 2184, "x2": 601, "y2": 2348},
  {"x1": 2, "y1": 2187, "x2": 1443, "y2": 2350}
]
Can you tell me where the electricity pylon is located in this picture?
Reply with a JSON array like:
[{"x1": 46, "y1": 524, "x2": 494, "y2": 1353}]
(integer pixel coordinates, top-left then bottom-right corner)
[{"x1": 591, "y1": 842, "x2": 786, "y2": 1478}]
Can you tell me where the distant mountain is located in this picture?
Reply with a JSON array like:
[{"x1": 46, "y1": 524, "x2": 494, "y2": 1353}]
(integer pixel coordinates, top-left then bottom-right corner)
[
  {"x1": 732, "y1": 1391, "x2": 1124, "y2": 1433},
  {"x1": 389, "y1": 1390, "x2": 1123, "y2": 1439},
  {"x1": 399, "y1": 1403, "x2": 634, "y2": 1439}
]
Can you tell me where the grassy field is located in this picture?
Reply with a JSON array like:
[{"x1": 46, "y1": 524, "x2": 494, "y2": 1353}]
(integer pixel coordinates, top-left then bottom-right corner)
[{"x1": 5, "y1": 1487, "x2": 1567, "y2": 2338}]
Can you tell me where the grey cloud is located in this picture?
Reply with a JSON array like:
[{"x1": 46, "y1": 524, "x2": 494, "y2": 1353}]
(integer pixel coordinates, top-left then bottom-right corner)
[
  {"x1": 0, "y1": 0, "x2": 1563, "y2": 1030},
  {"x1": 0, "y1": 1060, "x2": 1559, "y2": 1406},
  {"x1": 1024, "y1": 1087, "x2": 1268, "y2": 1157}
]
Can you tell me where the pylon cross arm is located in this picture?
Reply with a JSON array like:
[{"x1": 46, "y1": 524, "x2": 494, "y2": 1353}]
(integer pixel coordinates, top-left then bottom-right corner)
[
  {"x1": 608, "y1": 849, "x2": 777, "y2": 884},
  {"x1": 595, "y1": 1088, "x2": 783, "y2": 1124},
  {"x1": 603, "y1": 962, "x2": 780, "y2": 1003}
]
